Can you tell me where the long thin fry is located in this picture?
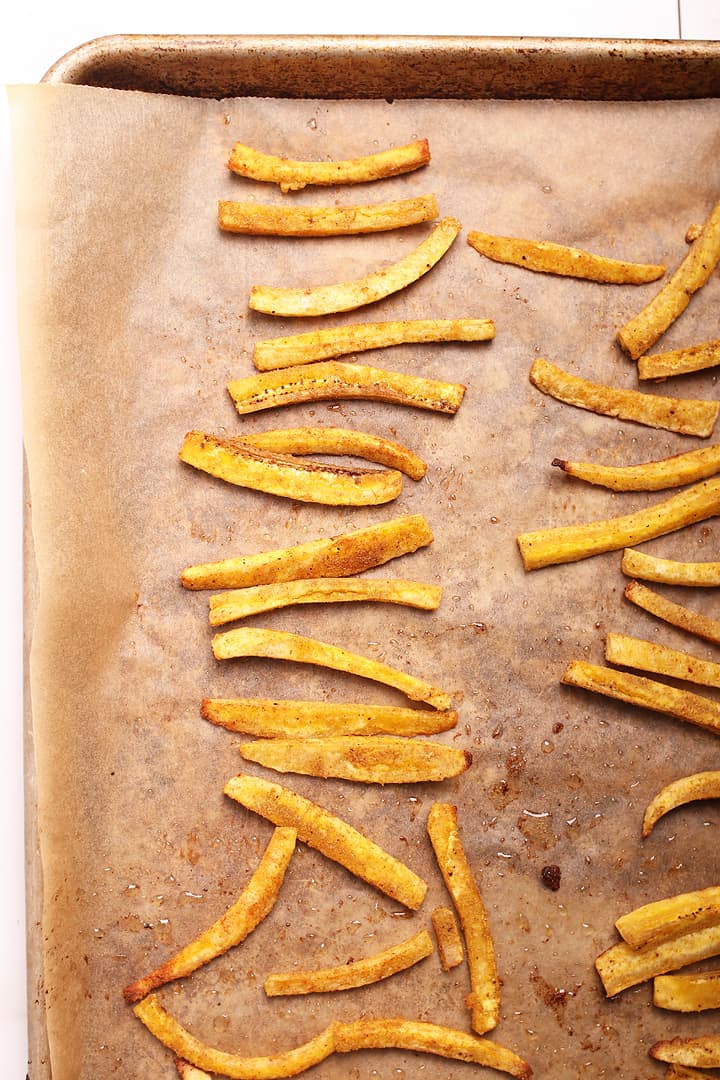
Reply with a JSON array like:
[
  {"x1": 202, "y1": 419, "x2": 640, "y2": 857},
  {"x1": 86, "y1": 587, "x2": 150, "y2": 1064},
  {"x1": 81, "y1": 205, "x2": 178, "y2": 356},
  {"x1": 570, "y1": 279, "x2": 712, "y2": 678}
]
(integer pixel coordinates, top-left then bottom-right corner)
[
  {"x1": 596, "y1": 922, "x2": 720, "y2": 996},
  {"x1": 605, "y1": 633, "x2": 720, "y2": 689},
  {"x1": 467, "y1": 230, "x2": 665, "y2": 283},
  {"x1": 431, "y1": 905, "x2": 465, "y2": 970},
  {"x1": 213, "y1": 626, "x2": 452, "y2": 710},
  {"x1": 201, "y1": 698, "x2": 458, "y2": 738},
  {"x1": 218, "y1": 193, "x2": 438, "y2": 236},
  {"x1": 643, "y1": 772, "x2": 720, "y2": 837},
  {"x1": 639, "y1": 339, "x2": 720, "y2": 380},
  {"x1": 224, "y1": 773, "x2": 427, "y2": 909},
  {"x1": 616, "y1": 887, "x2": 720, "y2": 949},
  {"x1": 240, "y1": 427, "x2": 427, "y2": 479},
  {"x1": 625, "y1": 579, "x2": 720, "y2": 645},
  {"x1": 654, "y1": 970, "x2": 720, "y2": 1011},
  {"x1": 622, "y1": 548, "x2": 720, "y2": 587},
  {"x1": 552, "y1": 444, "x2": 720, "y2": 492},
  {"x1": 650, "y1": 1035, "x2": 720, "y2": 1068}
]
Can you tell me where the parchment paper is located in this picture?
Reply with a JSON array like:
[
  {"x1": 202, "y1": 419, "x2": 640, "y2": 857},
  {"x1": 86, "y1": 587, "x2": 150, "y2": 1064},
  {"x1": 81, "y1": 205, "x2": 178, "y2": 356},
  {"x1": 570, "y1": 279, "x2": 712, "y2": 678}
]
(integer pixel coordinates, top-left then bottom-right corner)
[{"x1": 10, "y1": 81, "x2": 720, "y2": 1080}]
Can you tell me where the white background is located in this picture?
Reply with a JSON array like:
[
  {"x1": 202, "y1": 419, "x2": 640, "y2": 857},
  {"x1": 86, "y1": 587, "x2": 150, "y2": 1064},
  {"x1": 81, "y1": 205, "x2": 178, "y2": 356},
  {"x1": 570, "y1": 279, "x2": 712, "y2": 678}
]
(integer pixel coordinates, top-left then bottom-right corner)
[{"x1": 2, "y1": 2, "x2": 719, "y2": 1076}]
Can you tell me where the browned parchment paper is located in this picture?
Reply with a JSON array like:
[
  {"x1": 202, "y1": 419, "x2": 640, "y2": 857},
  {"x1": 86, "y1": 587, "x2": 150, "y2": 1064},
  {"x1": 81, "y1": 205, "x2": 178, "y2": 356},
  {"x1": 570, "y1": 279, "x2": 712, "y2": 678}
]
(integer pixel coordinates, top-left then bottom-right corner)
[{"x1": 11, "y1": 81, "x2": 720, "y2": 1080}]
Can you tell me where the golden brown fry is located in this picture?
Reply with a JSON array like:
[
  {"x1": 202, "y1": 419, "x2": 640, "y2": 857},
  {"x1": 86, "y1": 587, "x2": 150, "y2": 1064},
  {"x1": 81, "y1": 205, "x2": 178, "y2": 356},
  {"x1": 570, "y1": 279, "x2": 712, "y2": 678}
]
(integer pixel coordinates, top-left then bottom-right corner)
[
  {"x1": 227, "y1": 138, "x2": 431, "y2": 192},
  {"x1": 655, "y1": 971, "x2": 720, "y2": 1012},
  {"x1": 639, "y1": 339, "x2": 720, "y2": 380},
  {"x1": 561, "y1": 660, "x2": 720, "y2": 735},
  {"x1": 643, "y1": 772, "x2": 720, "y2": 837},
  {"x1": 218, "y1": 194, "x2": 438, "y2": 236},
  {"x1": 665, "y1": 1066, "x2": 718, "y2": 1080},
  {"x1": 228, "y1": 361, "x2": 466, "y2": 416},
  {"x1": 248, "y1": 217, "x2": 461, "y2": 317},
  {"x1": 181, "y1": 513, "x2": 433, "y2": 591},
  {"x1": 264, "y1": 929, "x2": 433, "y2": 996},
  {"x1": 240, "y1": 426, "x2": 427, "y2": 479},
  {"x1": 213, "y1": 627, "x2": 452, "y2": 710},
  {"x1": 605, "y1": 633, "x2": 720, "y2": 689},
  {"x1": 238, "y1": 734, "x2": 471, "y2": 784},
  {"x1": 552, "y1": 444, "x2": 720, "y2": 492},
  {"x1": 616, "y1": 887, "x2": 720, "y2": 949},
  {"x1": 467, "y1": 230, "x2": 665, "y2": 283},
  {"x1": 622, "y1": 548, "x2": 720, "y2": 587},
  {"x1": 596, "y1": 922, "x2": 720, "y2": 996},
  {"x1": 650, "y1": 1035, "x2": 720, "y2": 1068},
  {"x1": 625, "y1": 579, "x2": 720, "y2": 645},
  {"x1": 201, "y1": 698, "x2": 458, "y2": 738},
  {"x1": 427, "y1": 802, "x2": 500, "y2": 1035},
  {"x1": 253, "y1": 317, "x2": 496, "y2": 371},
  {"x1": 224, "y1": 773, "x2": 427, "y2": 909},
  {"x1": 529, "y1": 357, "x2": 718, "y2": 437},
  {"x1": 208, "y1": 577, "x2": 441, "y2": 625},
  {"x1": 518, "y1": 478, "x2": 720, "y2": 571},
  {"x1": 122, "y1": 827, "x2": 295, "y2": 1004},
  {"x1": 618, "y1": 195, "x2": 720, "y2": 359},
  {"x1": 431, "y1": 905, "x2": 465, "y2": 971}
]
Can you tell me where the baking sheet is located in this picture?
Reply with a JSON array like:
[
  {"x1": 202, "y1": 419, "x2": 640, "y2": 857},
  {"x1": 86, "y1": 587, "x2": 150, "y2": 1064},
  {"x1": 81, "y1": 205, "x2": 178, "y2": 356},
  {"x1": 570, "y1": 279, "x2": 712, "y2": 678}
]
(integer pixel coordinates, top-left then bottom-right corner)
[{"x1": 11, "y1": 79, "x2": 720, "y2": 1080}]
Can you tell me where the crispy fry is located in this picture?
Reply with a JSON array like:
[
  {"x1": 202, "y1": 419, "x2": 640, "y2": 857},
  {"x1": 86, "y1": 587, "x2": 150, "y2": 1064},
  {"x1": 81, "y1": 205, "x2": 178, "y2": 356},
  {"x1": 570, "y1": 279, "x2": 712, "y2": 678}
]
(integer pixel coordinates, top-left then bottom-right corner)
[
  {"x1": 664, "y1": 1066, "x2": 718, "y2": 1080},
  {"x1": 240, "y1": 427, "x2": 427, "y2": 479},
  {"x1": 227, "y1": 138, "x2": 431, "y2": 192},
  {"x1": 518, "y1": 477, "x2": 720, "y2": 571},
  {"x1": 201, "y1": 698, "x2": 458, "y2": 738},
  {"x1": 208, "y1": 578, "x2": 441, "y2": 625},
  {"x1": 181, "y1": 513, "x2": 433, "y2": 591},
  {"x1": 253, "y1": 317, "x2": 496, "y2": 371},
  {"x1": 264, "y1": 929, "x2": 433, "y2": 996},
  {"x1": 122, "y1": 826, "x2": 296, "y2": 1004},
  {"x1": 426, "y1": 802, "x2": 500, "y2": 1034},
  {"x1": 228, "y1": 361, "x2": 466, "y2": 416},
  {"x1": 212, "y1": 627, "x2": 452, "y2": 710},
  {"x1": 605, "y1": 633, "x2": 720, "y2": 689},
  {"x1": 617, "y1": 195, "x2": 720, "y2": 359},
  {"x1": 224, "y1": 773, "x2": 427, "y2": 909},
  {"x1": 616, "y1": 887, "x2": 720, "y2": 949},
  {"x1": 529, "y1": 357, "x2": 719, "y2": 437},
  {"x1": 218, "y1": 194, "x2": 438, "y2": 236},
  {"x1": 561, "y1": 660, "x2": 720, "y2": 735},
  {"x1": 655, "y1": 971, "x2": 720, "y2": 1012},
  {"x1": 248, "y1": 217, "x2": 461, "y2": 317},
  {"x1": 552, "y1": 444, "x2": 720, "y2": 492},
  {"x1": 596, "y1": 922, "x2": 720, "y2": 996},
  {"x1": 625, "y1": 579, "x2": 720, "y2": 645},
  {"x1": 238, "y1": 734, "x2": 471, "y2": 784},
  {"x1": 643, "y1": 772, "x2": 720, "y2": 837},
  {"x1": 431, "y1": 905, "x2": 465, "y2": 970},
  {"x1": 467, "y1": 230, "x2": 665, "y2": 283},
  {"x1": 650, "y1": 1035, "x2": 720, "y2": 1068},
  {"x1": 622, "y1": 548, "x2": 720, "y2": 587},
  {"x1": 639, "y1": 339, "x2": 720, "y2": 380}
]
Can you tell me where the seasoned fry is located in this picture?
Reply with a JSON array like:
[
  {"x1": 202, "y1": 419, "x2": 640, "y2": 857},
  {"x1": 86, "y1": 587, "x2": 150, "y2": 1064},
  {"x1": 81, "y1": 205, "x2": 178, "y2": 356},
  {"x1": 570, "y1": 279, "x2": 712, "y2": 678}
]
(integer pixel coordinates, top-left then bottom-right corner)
[
  {"x1": 264, "y1": 929, "x2": 433, "y2": 996},
  {"x1": 467, "y1": 230, "x2": 665, "y2": 283},
  {"x1": 617, "y1": 195, "x2": 720, "y2": 359},
  {"x1": 227, "y1": 138, "x2": 431, "y2": 192},
  {"x1": 213, "y1": 627, "x2": 452, "y2": 710},
  {"x1": 625, "y1": 579, "x2": 720, "y2": 645},
  {"x1": 605, "y1": 633, "x2": 720, "y2": 690},
  {"x1": 253, "y1": 317, "x2": 496, "y2": 371},
  {"x1": 529, "y1": 357, "x2": 719, "y2": 437},
  {"x1": 622, "y1": 548, "x2": 720, "y2": 587},
  {"x1": 655, "y1": 971, "x2": 720, "y2": 1012},
  {"x1": 650, "y1": 1035, "x2": 720, "y2": 1068},
  {"x1": 218, "y1": 194, "x2": 438, "y2": 236},
  {"x1": 179, "y1": 430, "x2": 402, "y2": 506},
  {"x1": 596, "y1": 922, "x2": 720, "y2": 996},
  {"x1": 639, "y1": 339, "x2": 720, "y2": 380},
  {"x1": 552, "y1": 444, "x2": 720, "y2": 492},
  {"x1": 201, "y1": 698, "x2": 458, "y2": 738},
  {"x1": 181, "y1": 513, "x2": 433, "y2": 591},
  {"x1": 228, "y1": 361, "x2": 466, "y2": 416},
  {"x1": 248, "y1": 217, "x2": 461, "y2": 317},
  {"x1": 643, "y1": 772, "x2": 720, "y2": 837},
  {"x1": 431, "y1": 905, "x2": 465, "y2": 970},
  {"x1": 208, "y1": 578, "x2": 441, "y2": 625},
  {"x1": 427, "y1": 802, "x2": 500, "y2": 1035},
  {"x1": 561, "y1": 660, "x2": 720, "y2": 735},
  {"x1": 241, "y1": 427, "x2": 427, "y2": 479},
  {"x1": 224, "y1": 773, "x2": 427, "y2": 909},
  {"x1": 238, "y1": 734, "x2": 471, "y2": 784},
  {"x1": 664, "y1": 1066, "x2": 718, "y2": 1080},
  {"x1": 122, "y1": 827, "x2": 295, "y2": 1004},
  {"x1": 616, "y1": 887, "x2": 720, "y2": 949},
  {"x1": 517, "y1": 477, "x2": 720, "y2": 571}
]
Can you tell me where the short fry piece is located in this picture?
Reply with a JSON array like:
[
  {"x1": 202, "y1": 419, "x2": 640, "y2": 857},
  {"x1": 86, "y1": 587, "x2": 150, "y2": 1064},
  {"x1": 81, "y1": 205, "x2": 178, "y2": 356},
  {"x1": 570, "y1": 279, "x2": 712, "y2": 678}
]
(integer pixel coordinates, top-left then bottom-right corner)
[
  {"x1": 617, "y1": 195, "x2": 720, "y2": 359},
  {"x1": 224, "y1": 773, "x2": 427, "y2": 909},
  {"x1": 625, "y1": 579, "x2": 720, "y2": 645},
  {"x1": 213, "y1": 627, "x2": 452, "y2": 710},
  {"x1": 552, "y1": 444, "x2": 720, "y2": 492},
  {"x1": 181, "y1": 513, "x2": 433, "y2": 591},
  {"x1": 209, "y1": 578, "x2": 441, "y2": 625},
  {"x1": 643, "y1": 772, "x2": 720, "y2": 837},
  {"x1": 596, "y1": 922, "x2": 720, "y2": 996},
  {"x1": 175, "y1": 1060, "x2": 212, "y2": 1080},
  {"x1": 622, "y1": 548, "x2": 720, "y2": 587},
  {"x1": 248, "y1": 217, "x2": 461, "y2": 317},
  {"x1": 218, "y1": 194, "x2": 438, "y2": 236},
  {"x1": 238, "y1": 734, "x2": 471, "y2": 784},
  {"x1": 605, "y1": 632, "x2": 720, "y2": 689},
  {"x1": 253, "y1": 317, "x2": 495, "y2": 370},
  {"x1": 655, "y1": 971, "x2": 720, "y2": 1012},
  {"x1": 639, "y1": 339, "x2": 720, "y2": 380},
  {"x1": 650, "y1": 1035, "x2": 720, "y2": 1068},
  {"x1": 241, "y1": 426, "x2": 427, "y2": 479},
  {"x1": 616, "y1": 887, "x2": 720, "y2": 949},
  {"x1": 467, "y1": 230, "x2": 665, "y2": 283},
  {"x1": 432, "y1": 905, "x2": 465, "y2": 970},
  {"x1": 264, "y1": 929, "x2": 433, "y2": 996},
  {"x1": 228, "y1": 361, "x2": 465, "y2": 416},
  {"x1": 201, "y1": 698, "x2": 458, "y2": 738},
  {"x1": 122, "y1": 827, "x2": 296, "y2": 1004},
  {"x1": 427, "y1": 802, "x2": 500, "y2": 1034},
  {"x1": 518, "y1": 477, "x2": 720, "y2": 571},
  {"x1": 530, "y1": 357, "x2": 718, "y2": 437},
  {"x1": 227, "y1": 138, "x2": 431, "y2": 192}
]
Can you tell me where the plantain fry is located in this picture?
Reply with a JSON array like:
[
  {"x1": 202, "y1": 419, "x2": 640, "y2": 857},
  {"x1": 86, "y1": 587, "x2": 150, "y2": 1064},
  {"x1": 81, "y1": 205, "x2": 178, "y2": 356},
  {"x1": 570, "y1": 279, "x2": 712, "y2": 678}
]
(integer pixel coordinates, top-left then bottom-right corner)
[
  {"x1": 530, "y1": 357, "x2": 719, "y2": 437},
  {"x1": 202, "y1": 697, "x2": 457, "y2": 738},
  {"x1": 467, "y1": 230, "x2": 665, "y2": 283},
  {"x1": 264, "y1": 929, "x2": 433, "y2": 996},
  {"x1": 596, "y1": 922, "x2": 720, "y2": 996},
  {"x1": 625, "y1": 579, "x2": 720, "y2": 645},
  {"x1": 248, "y1": 217, "x2": 461, "y2": 317},
  {"x1": 605, "y1": 633, "x2": 720, "y2": 689},
  {"x1": 622, "y1": 548, "x2": 720, "y2": 587},
  {"x1": 650, "y1": 1035, "x2": 720, "y2": 1068},
  {"x1": 218, "y1": 193, "x2": 438, "y2": 236},
  {"x1": 181, "y1": 513, "x2": 433, "y2": 591},
  {"x1": 212, "y1": 626, "x2": 452, "y2": 710},
  {"x1": 518, "y1": 477, "x2": 720, "y2": 571},
  {"x1": 240, "y1": 427, "x2": 427, "y2": 479},
  {"x1": 616, "y1": 887, "x2": 720, "y2": 949},
  {"x1": 639, "y1": 339, "x2": 720, "y2": 380},
  {"x1": 224, "y1": 773, "x2": 427, "y2": 909},
  {"x1": 643, "y1": 772, "x2": 720, "y2": 837},
  {"x1": 431, "y1": 905, "x2": 465, "y2": 971},
  {"x1": 655, "y1": 970, "x2": 720, "y2": 1012},
  {"x1": 552, "y1": 444, "x2": 720, "y2": 492}
]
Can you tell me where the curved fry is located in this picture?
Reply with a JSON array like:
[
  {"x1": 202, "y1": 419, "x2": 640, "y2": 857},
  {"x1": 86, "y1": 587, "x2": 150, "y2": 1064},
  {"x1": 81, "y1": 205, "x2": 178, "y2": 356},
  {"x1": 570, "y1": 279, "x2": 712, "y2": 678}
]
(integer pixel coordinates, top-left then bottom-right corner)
[
  {"x1": 248, "y1": 216, "x2": 461, "y2": 316},
  {"x1": 218, "y1": 193, "x2": 438, "y2": 236},
  {"x1": 625, "y1": 579, "x2": 720, "y2": 645},
  {"x1": 643, "y1": 772, "x2": 720, "y2": 837},
  {"x1": 639, "y1": 339, "x2": 720, "y2": 380},
  {"x1": 240, "y1": 426, "x2": 427, "y2": 479},
  {"x1": 622, "y1": 548, "x2": 720, "y2": 587},
  {"x1": 467, "y1": 230, "x2": 665, "y2": 283},
  {"x1": 552, "y1": 444, "x2": 720, "y2": 492},
  {"x1": 596, "y1": 922, "x2": 720, "y2": 996},
  {"x1": 650, "y1": 1035, "x2": 720, "y2": 1068},
  {"x1": 605, "y1": 633, "x2": 720, "y2": 689},
  {"x1": 616, "y1": 887, "x2": 720, "y2": 949},
  {"x1": 654, "y1": 971, "x2": 720, "y2": 1012},
  {"x1": 201, "y1": 698, "x2": 458, "y2": 738}
]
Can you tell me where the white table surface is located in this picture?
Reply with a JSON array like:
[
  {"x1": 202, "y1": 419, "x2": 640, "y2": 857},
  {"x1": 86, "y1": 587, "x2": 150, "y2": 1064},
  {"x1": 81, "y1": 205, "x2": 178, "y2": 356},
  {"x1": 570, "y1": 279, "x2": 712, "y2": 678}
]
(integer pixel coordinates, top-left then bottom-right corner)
[{"x1": 2, "y1": 2, "x2": 719, "y2": 1075}]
